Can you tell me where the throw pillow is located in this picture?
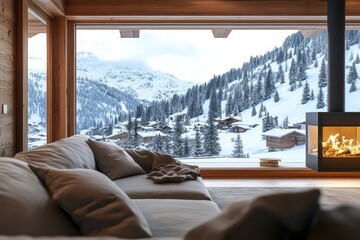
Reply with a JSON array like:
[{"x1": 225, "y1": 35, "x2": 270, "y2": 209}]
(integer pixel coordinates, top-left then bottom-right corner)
[
  {"x1": 29, "y1": 165, "x2": 152, "y2": 238},
  {"x1": 87, "y1": 139, "x2": 145, "y2": 179},
  {"x1": 185, "y1": 189, "x2": 320, "y2": 240}
]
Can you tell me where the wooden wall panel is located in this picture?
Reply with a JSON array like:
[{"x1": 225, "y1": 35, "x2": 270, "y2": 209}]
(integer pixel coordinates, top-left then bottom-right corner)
[{"x1": 0, "y1": 0, "x2": 15, "y2": 157}]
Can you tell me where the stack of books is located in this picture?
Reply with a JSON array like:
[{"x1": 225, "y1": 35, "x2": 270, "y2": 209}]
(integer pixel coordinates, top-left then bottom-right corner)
[{"x1": 259, "y1": 158, "x2": 281, "y2": 167}]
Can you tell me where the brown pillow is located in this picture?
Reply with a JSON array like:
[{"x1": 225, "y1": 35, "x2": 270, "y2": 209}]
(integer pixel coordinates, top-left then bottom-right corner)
[
  {"x1": 29, "y1": 165, "x2": 152, "y2": 238},
  {"x1": 0, "y1": 158, "x2": 79, "y2": 236},
  {"x1": 87, "y1": 139, "x2": 145, "y2": 179},
  {"x1": 185, "y1": 189, "x2": 320, "y2": 240}
]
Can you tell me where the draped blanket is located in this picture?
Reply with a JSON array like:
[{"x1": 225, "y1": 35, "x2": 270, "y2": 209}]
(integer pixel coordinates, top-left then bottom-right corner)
[{"x1": 125, "y1": 149, "x2": 201, "y2": 184}]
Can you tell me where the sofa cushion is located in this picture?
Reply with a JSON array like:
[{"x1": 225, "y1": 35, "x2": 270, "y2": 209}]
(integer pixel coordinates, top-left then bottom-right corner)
[
  {"x1": 30, "y1": 166, "x2": 152, "y2": 238},
  {"x1": 0, "y1": 157, "x2": 80, "y2": 236},
  {"x1": 307, "y1": 205, "x2": 360, "y2": 240},
  {"x1": 14, "y1": 135, "x2": 96, "y2": 169},
  {"x1": 185, "y1": 189, "x2": 320, "y2": 240},
  {"x1": 87, "y1": 139, "x2": 145, "y2": 179},
  {"x1": 134, "y1": 199, "x2": 220, "y2": 237},
  {"x1": 113, "y1": 174, "x2": 211, "y2": 200}
]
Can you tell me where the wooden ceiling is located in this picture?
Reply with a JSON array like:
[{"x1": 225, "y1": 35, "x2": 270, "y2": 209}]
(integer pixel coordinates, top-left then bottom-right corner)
[{"x1": 31, "y1": 0, "x2": 360, "y2": 25}]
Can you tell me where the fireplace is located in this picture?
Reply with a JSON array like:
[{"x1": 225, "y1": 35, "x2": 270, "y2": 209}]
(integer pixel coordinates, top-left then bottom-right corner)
[{"x1": 306, "y1": 112, "x2": 360, "y2": 171}]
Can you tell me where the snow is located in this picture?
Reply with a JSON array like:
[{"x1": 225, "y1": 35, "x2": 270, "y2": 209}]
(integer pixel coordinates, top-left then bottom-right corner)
[
  {"x1": 262, "y1": 129, "x2": 305, "y2": 138},
  {"x1": 138, "y1": 131, "x2": 166, "y2": 138}
]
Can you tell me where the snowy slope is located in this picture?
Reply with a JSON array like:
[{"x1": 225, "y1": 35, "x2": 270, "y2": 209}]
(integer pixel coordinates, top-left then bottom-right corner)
[{"x1": 76, "y1": 52, "x2": 194, "y2": 101}]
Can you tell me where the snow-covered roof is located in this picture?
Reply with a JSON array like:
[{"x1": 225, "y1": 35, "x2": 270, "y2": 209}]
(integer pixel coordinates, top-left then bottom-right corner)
[
  {"x1": 138, "y1": 131, "x2": 166, "y2": 138},
  {"x1": 229, "y1": 123, "x2": 252, "y2": 130},
  {"x1": 262, "y1": 129, "x2": 306, "y2": 138}
]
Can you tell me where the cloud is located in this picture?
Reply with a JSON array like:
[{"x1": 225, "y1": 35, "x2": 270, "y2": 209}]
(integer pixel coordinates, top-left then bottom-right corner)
[{"x1": 76, "y1": 29, "x2": 297, "y2": 83}]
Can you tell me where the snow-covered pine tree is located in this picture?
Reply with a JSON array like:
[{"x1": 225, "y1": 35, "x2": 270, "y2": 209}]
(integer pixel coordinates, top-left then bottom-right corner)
[
  {"x1": 163, "y1": 137, "x2": 172, "y2": 155},
  {"x1": 153, "y1": 134, "x2": 163, "y2": 152},
  {"x1": 203, "y1": 103, "x2": 221, "y2": 156},
  {"x1": 182, "y1": 137, "x2": 191, "y2": 157},
  {"x1": 172, "y1": 115, "x2": 184, "y2": 157},
  {"x1": 253, "y1": 74, "x2": 263, "y2": 105},
  {"x1": 282, "y1": 116, "x2": 289, "y2": 129},
  {"x1": 194, "y1": 127, "x2": 203, "y2": 157},
  {"x1": 289, "y1": 59, "x2": 298, "y2": 91},
  {"x1": 347, "y1": 62, "x2": 358, "y2": 84},
  {"x1": 355, "y1": 54, "x2": 360, "y2": 64},
  {"x1": 242, "y1": 71, "x2": 251, "y2": 109},
  {"x1": 277, "y1": 65, "x2": 285, "y2": 84},
  {"x1": 318, "y1": 58, "x2": 327, "y2": 87},
  {"x1": 274, "y1": 90, "x2": 280, "y2": 103},
  {"x1": 251, "y1": 105, "x2": 257, "y2": 116},
  {"x1": 310, "y1": 89, "x2": 315, "y2": 100},
  {"x1": 301, "y1": 81, "x2": 311, "y2": 104},
  {"x1": 316, "y1": 87, "x2": 325, "y2": 109},
  {"x1": 314, "y1": 59, "x2": 318, "y2": 68},
  {"x1": 126, "y1": 114, "x2": 133, "y2": 148},
  {"x1": 262, "y1": 113, "x2": 273, "y2": 132},
  {"x1": 131, "y1": 117, "x2": 140, "y2": 148},
  {"x1": 232, "y1": 133, "x2": 246, "y2": 158},
  {"x1": 350, "y1": 81, "x2": 357, "y2": 93},
  {"x1": 263, "y1": 69, "x2": 273, "y2": 100},
  {"x1": 350, "y1": 52, "x2": 354, "y2": 62},
  {"x1": 297, "y1": 55, "x2": 307, "y2": 82},
  {"x1": 225, "y1": 94, "x2": 233, "y2": 117}
]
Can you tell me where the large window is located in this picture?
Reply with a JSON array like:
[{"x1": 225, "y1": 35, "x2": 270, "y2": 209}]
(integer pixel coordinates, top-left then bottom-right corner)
[
  {"x1": 27, "y1": 10, "x2": 47, "y2": 149},
  {"x1": 74, "y1": 29, "x2": 360, "y2": 166}
]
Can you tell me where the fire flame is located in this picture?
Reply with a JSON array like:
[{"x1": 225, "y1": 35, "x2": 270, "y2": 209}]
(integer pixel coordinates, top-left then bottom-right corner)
[{"x1": 322, "y1": 134, "x2": 360, "y2": 157}]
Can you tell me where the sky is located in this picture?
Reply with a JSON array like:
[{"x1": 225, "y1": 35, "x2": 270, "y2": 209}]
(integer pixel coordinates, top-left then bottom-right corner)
[
  {"x1": 28, "y1": 30, "x2": 297, "y2": 83},
  {"x1": 76, "y1": 30, "x2": 297, "y2": 83}
]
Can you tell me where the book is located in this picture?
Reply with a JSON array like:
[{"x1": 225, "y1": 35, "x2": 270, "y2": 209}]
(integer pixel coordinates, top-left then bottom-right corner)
[{"x1": 259, "y1": 157, "x2": 281, "y2": 167}]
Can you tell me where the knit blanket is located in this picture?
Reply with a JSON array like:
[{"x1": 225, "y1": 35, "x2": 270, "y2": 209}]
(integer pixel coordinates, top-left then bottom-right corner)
[{"x1": 125, "y1": 149, "x2": 201, "y2": 184}]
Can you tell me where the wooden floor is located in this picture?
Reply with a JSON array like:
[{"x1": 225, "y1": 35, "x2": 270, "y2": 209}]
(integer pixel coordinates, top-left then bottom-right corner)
[{"x1": 204, "y1": 178, "x2": 360, "y2": 188}]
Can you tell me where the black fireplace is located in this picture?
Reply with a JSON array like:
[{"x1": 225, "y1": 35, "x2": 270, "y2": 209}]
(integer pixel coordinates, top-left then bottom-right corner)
[
  {"x1": 306, "y1": 112, "x2": 360, "y2": 172},
  {"x1": 305, "y1": 0, "x2": 351, "y2": 171}
]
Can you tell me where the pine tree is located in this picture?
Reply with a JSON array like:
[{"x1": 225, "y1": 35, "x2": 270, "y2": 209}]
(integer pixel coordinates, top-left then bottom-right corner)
[
  {"x1": 194, "y1": 127, "x2": 203, "y2": 157},
  {"x1": 131, "y1": 117, "x2": 140, "y2": 148},
  {"x1": 297, "y1": 56, "x2": 307, "y2": 82},
  {"x1": 126, "y1": 115, "x2": 133, "y2": 148},
  {"x1": 153, "y1": 134, "x2": 163, "y2": 152},
  {"x1": 355, "y1": 54, "x2": 360, "y2": 64},
  {"x1": 318, "y1": 58, "x2": 327, "y2": 87},
  {"x1": 264, "y1": 69, "x2": 274, "y2": 99},
  {"x1": 253, "y1": 74, "x2": 263, "y2": 105},
  {"x1": 241, "y1": 71, "x2": 251, "y2": 109},
  {"x1": 289, "y1": 59, "x2": 298, "y2": 91},
  {"x1": 316, "y1": 87, "x2": 325, "y2": 109},
  {"x1": 204, "y1": 109, "x2": 221, "y2": 156},
  {"x1": 282, "y1": 116, "x2": 289, "y2": 129},
  {"x1": 274, "y1": 90, "x2": 280, "y2": 103},
  {"x1": 262, "y1": 113, "x2": 273, "y2": 132},
  {"x1": 350, "y1": 52, "x2": 354, "y2": 62},
  {"x1": 163, "y1": 137, "x2": 172, "y2": 155},
  {"x1": 182, "y1": 137, "x2": 191, "y2": 157},
  {"x1": 301, "y1": 81, "x2": 311, "y2": 104},
  {"x1": 277, "y1": 65, "x2": 285, "y2": 84},
  {"x1": 310, "y1": 89, "x2": 315, "y2": 100},
  {"x1": 251, "y1": 105, "x2": 257, "y2": 116},
  {"x1": 173, "y1": 115, "x2": 184, "y2": 157},
  {"x1": 225, "y1": 94, "x2": 233, "y2": 117},
  {"x1": 209, "y1": 88, "x2": 219, "y2": 118},
  {"x1": 314, "y1": 59, "x2": 318, "y2": 68},
  {"x1": 350, "y1": 81, "x2": 357, "y2": 93},
  {"x1": 347, "y1": 62, "x2": 358, "y2": 84},
  {"x1": 232, "y1": 133, "x2": 246, "y2": 158}
]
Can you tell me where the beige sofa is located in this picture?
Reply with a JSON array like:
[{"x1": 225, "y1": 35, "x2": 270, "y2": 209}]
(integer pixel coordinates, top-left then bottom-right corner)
[{"x1": 0, "y1": 135, "x2": 220, "y2": 239}]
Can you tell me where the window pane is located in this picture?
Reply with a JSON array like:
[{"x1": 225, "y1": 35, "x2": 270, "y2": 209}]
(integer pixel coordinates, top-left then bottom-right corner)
[
  {"x1": 28, "y1": 11, "x2": 47, "y2": 149},
  {"x1": 75, "y1": 29, "x2": 337, "y2": 167}
]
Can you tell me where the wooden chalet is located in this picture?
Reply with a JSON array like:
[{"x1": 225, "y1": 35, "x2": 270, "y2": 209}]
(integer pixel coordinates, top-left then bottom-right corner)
[
  {"x1": 228, "y1": 123, "x2": 251, "y2": 133},
  {"x1": 215, "y1": 117, "x2": 242, "y2": 130},
  {"x1": 262, "y1": 129, "x2": 306, "y2": 151}
]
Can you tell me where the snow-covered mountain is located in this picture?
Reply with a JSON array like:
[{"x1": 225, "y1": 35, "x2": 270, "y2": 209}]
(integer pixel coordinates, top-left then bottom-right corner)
[{"x1": 76, "y1": 52, "x2": 194, "y2": 101}]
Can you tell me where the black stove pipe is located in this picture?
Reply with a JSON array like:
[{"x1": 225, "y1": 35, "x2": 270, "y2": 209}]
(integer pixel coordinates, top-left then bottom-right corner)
[{"x1": 327, "y1": 0, "x2": 345, "y2": 112}]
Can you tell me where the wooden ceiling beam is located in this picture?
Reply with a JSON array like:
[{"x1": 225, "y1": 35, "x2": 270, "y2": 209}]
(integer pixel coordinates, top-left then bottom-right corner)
[
  {"x1": 64, "y1": 0, "x2": 360, "y2": 20},
  {"x1": 31, "y1": 0, "x2": 65, "y2": 17}
]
